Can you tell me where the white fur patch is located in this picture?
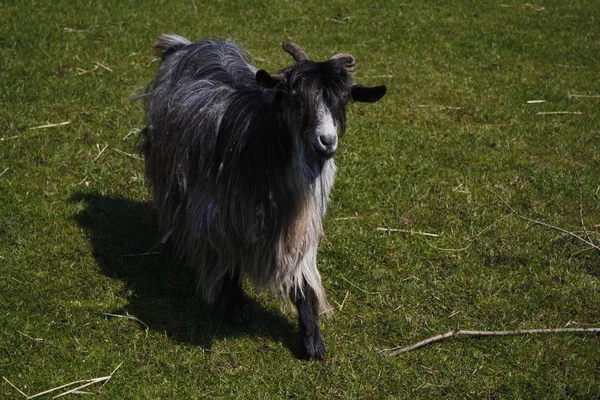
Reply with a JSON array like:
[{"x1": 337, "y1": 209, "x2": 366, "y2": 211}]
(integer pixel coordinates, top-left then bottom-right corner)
[{"x1": 316, "y1": 106, "x2": 337, "y2": 142}]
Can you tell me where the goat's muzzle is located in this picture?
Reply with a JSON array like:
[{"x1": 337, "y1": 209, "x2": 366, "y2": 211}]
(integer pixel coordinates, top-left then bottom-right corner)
[{"x1": 312, "y1": 132, "x2": 338, "y2": 160}]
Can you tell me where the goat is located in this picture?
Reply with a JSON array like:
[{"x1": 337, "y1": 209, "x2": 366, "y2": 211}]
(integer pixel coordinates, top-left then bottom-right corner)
[{"x1": 140, "y1": 34, "x2": 386, "y2": 360}]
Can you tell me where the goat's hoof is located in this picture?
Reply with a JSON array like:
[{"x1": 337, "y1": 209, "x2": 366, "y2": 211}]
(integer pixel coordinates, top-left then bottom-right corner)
[{"x1": 300, "y1": 334, "x2": 326, "y2": 361}]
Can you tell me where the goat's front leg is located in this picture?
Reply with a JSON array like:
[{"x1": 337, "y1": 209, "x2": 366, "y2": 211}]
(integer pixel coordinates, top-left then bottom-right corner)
[
  {"x1": 216, "y1": 273, "x2": 251, "y2": 324},
  {"x1": 291, "y1": 280, "x2": 326, "y2": 360}
]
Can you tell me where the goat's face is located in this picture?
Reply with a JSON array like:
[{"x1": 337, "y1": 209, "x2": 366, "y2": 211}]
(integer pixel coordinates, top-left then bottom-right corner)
[
  {"x1": 256, "y1": 44, "x2": 387, "y2": 161},
  {"x1": 283, "y1": 61, "x2": 351, "y2": 160}
]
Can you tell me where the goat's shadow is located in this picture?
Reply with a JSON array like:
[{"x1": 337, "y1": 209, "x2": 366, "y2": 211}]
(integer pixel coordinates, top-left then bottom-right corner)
[{"x1": 71, "y1": 192, "x2": 299, "y2": 356}]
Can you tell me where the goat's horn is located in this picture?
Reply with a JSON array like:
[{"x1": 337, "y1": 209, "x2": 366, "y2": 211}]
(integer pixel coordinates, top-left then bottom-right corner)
[
  {"x1": 282, "y1": 42, "x2": 309, "y2": 61},
  {"x1": 330, "y1": 53, "x2": 356, "y2": 72}
]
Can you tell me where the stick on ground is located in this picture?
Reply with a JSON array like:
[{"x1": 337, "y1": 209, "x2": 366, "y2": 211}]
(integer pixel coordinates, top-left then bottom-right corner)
[
  {"x1": 3, "y1": 362, "x2": 123, "y2": 399},
  {"x1": 537, "y1": 111, "x2": 582, "y2": 115},
  {"x1": 103, "y1": 312, "x2": 150, "y2": 331},
  {"x1": 28, "y1": 121, "x2": 71, "y2": 130},
  {"x1": 381, "y1": 327, "x2": 600, "y2": 357},
  {"x1": 487, "y1": 188, "x2": 600, "y2": 251},
  {"x1": 113, "y1": 148, "x2": 142, "y2": 160},
  {"x1": 377, "y1": 227, "x2": 440, "y2": 237}
]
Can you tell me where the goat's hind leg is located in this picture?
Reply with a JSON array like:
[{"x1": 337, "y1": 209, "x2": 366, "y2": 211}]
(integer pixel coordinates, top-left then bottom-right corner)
[
  {"x1": 216, "y1": 273, "x2": 251, "y2": 324},
  {"x1": 291, "y1": 280, "x2": 326, "y2": 360}
]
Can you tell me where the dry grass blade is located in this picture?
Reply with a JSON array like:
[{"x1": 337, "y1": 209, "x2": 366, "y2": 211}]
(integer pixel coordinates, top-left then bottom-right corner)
[
  {"x1": 101, "y1": 362, "x2": 124, "y2": 388},
  {"x1": 113, "y1": 148, "x2": 142, "y2": 160},
  {"x1": 4, "y1": 362, "x2": 124, "y2": 399},
  {"x1": 28, "y1": 121, "x2": 71, "y2": 130},
  {"x1": 54, "y1": 362, "x2": 123, "y2": 399},
  {"x1": 17, "y1": 330, "x2": 47, "y2": 343},
  {"x1": 75, "y1": 66, "x2": 97, "y2": 75},
  {"x1": 0, "y1": 275, "x2": 24, "y2": 283},
  {"x1": 2, "y1": 376, "x2": 28, "y2": 398},
  {"x1": 123, "y1": 128, "x2": 140, "y2": 141},
  {"x1": 93, "y1": 144, "x2": 109, "y2": 161},
  {"x1": 381, "y1": 328, "x2": 600, "y2": 356},
  {"x1": 537, "y1": 111, "x2": 582, "y2": 115},
  {"x1": 51, "y1": 380, "x2": 104, "y2": 399},
  {"x1": 63, "y1": 27, "x2": 89, "y2": 33},
  {"x1": 334, "y1": 291, "x2": 350, "y2": 312},
  {"x1": 499, "y1": 3, "x2": 545, "y2": 11},
  {"x1": 94, "y1": 61, "x2": 113, "y2": 72},
  {"x1": 568, "y1": 93, "x2": 600, "y2": 98},
  {"x1": 103, "y1": 312, "x2": 150, "y2": 331},
  {"x1": 377, "y1": 227, "x2": 440, "y2": 237}
]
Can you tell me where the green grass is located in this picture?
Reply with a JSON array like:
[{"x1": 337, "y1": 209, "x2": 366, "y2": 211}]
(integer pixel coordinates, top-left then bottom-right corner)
[{"x1": 1, "y1": 0, "x2": 599, "y2": 398}]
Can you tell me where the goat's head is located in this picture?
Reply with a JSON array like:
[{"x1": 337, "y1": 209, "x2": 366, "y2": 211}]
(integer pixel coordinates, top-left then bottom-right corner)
[{"x1": 256, "y1": 42, "x2": 387, "y2": 161}]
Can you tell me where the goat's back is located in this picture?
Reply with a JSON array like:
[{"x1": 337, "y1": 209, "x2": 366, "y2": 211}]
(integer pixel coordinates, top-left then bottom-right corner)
[{"x1": 155, "y1": 36, "x2": 259, "y2": 89}]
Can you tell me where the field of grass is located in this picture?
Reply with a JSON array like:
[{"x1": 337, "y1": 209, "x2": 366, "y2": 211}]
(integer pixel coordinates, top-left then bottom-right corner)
[{"x1": 1, "y1": 0, "x2": 599, "y2": 398}]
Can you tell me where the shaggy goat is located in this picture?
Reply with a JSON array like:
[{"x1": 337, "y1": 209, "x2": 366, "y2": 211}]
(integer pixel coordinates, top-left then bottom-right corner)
[{"x1": 140, "y1": 34, "x2": 386, "y2": 360}]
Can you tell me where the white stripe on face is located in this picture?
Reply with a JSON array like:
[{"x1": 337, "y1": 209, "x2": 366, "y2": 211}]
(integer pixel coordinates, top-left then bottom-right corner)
[
  {"x1": 311, "y1": 105, "x2": 338, "y2": 159},
  {"x1": 316, "y1": 105, "x2": 337, "y2": 143}
]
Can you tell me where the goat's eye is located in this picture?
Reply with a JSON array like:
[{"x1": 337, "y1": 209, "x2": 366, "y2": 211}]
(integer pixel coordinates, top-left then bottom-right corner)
[{"x1": 290, "y1": 89, "x2": 300, "y2": 101}]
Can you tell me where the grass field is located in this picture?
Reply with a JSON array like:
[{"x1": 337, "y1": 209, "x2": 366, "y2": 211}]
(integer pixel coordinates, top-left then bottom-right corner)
[{"x1": 1, "y1": 0, "x2": 599, "y2": 398}]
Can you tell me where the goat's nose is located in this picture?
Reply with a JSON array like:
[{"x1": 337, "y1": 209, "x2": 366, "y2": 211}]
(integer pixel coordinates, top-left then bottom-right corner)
[
  {"x1": 312, "y1": 133, "x2": 338, "y2": 159},
  {"x1": 319, "y1": 134, "x2": 337, "y2": 147}
]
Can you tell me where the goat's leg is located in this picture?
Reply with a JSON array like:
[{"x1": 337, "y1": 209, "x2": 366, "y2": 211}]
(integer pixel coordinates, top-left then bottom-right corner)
[
  {"x1": 291, "y1": 280, "x2": 326, "y2": 360},
  {"x1": 216, "y1": 274, "x2": 251, "y2": 324}
]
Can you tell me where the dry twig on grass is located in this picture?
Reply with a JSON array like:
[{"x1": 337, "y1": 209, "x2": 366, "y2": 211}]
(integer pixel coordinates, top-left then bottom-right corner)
[
  {"x1": 499, "y1": 3, "x2": 545, "y2": 11},
  {"x1": 63, "y1": 27, "x2": 89, "y2": 33},
  {"x1": 17, "y1": 330, "x2": 48, "y2": 344},
  {"x1": 103, "y1": 312, "x2": 150, "y2": 332},
  {"x1": 381, "y1": 327, "x2": 600, "y2": 356},
  {"x1": 0, "y1": 275, "x2": 24, "y2": 283},
  {"x1": 333, "y1": 291, "x2": 350, "y2": 312},
  {"x1": 122, "y1": 128, "x2": 140, "y2": 141},
  {"x1": 568, "y1": 93, "x2": 600, "y2": 98},
  {"x1": 377, "y1": 227, "x2": 440, "y2": 237},
  {"x1": 94, "y1": 61, "x2": 113, "y2": 72},
  {"x1": 113, "y1": 148, "x2": 142, "y2": 160},
  {"x1": 93, "y1": 144, "x2": 108, "y2": 161},
  {"x1": 3, "y1": 362, "x2": 123, "y2": 399},
  {"x1": 28, "y1": 121, "x2": 71, "y2": 130},
  {"x1": 488, "y1": 188, "x2": 600, "y2": 252},
  {"x1": 537, "y1": 111, "x2": 583, "y2": 115}
]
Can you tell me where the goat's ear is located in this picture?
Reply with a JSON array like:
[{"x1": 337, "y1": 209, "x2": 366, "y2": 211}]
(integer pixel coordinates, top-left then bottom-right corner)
[
  {"x1": 256, "y1": 70, "x2": 283, "y2": 89},
  {"x1": 351, "y1": 85, "x2": 387, "y2": 103}
]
